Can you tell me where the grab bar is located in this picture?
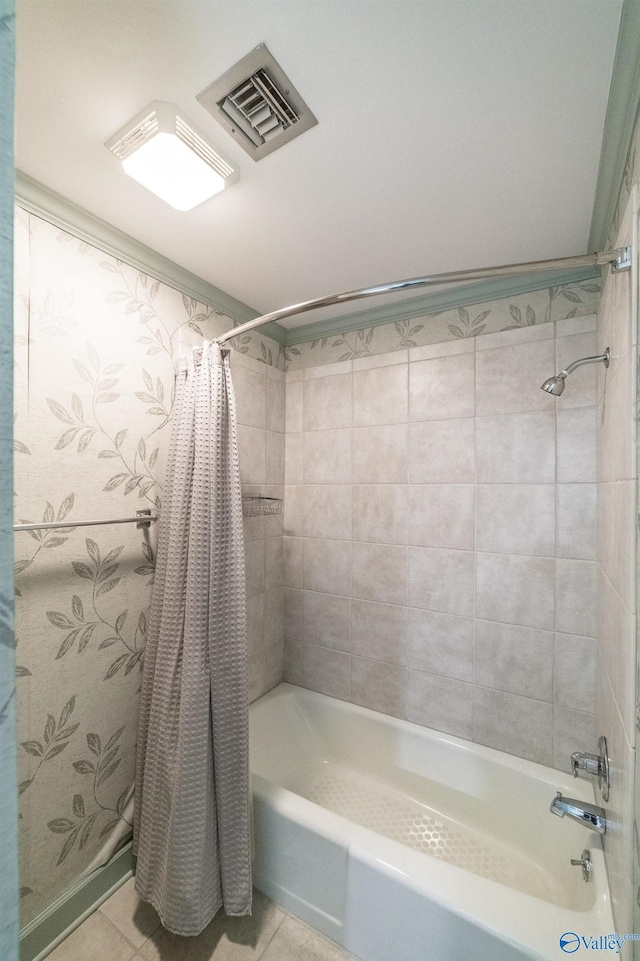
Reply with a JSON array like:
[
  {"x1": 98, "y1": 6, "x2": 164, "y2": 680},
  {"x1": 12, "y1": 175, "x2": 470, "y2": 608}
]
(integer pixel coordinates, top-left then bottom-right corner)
[{"x1": 13, "y1": 508, "x2": 159, "y2": 532}]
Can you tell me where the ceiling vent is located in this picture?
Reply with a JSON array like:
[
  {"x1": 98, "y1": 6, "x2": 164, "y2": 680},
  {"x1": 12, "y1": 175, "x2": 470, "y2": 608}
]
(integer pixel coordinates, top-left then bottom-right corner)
[{"x1": 197, "y1": 44, "x2": 317, "y2": 161}]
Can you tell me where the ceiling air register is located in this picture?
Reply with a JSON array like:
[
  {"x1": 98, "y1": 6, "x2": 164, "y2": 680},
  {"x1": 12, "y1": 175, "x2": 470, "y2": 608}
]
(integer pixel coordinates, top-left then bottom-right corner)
[{"x1": 197, "y1": 44, "x2": 318, "y2": 161}]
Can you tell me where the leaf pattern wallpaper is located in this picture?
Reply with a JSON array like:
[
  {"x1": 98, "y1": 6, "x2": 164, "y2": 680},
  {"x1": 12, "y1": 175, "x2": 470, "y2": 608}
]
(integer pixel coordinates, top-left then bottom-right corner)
[
  {"x1": 13, "y1": 206, "x2": 284, "y2": 928},
  {"x1": 283, "y1": 279, "x2": 602, "y2": 371}
]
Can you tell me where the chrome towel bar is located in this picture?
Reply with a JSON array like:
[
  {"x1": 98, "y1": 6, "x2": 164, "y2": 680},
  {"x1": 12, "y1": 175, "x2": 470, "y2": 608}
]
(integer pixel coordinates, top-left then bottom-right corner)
[{"x1": 13, "y1": 508, "x2": 159, "y2": 532}]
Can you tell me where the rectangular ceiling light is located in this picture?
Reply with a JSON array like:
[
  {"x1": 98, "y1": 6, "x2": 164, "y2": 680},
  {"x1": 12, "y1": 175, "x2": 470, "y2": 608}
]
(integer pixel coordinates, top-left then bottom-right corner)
[{"x1": 106, "y1": 101, "x2": 238, "y2": 210}]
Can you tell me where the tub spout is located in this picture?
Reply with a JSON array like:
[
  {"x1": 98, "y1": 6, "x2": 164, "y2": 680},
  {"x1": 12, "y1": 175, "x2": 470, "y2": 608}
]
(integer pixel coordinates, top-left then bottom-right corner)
[{"x1": 550, "y1": 792, "x2": 606, "y2": 836}]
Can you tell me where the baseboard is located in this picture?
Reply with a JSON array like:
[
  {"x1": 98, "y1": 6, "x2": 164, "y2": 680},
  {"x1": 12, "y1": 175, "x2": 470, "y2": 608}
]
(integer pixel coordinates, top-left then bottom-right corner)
[{"x1": 19, "y1": 842, "x2": 134, "y2": 961}]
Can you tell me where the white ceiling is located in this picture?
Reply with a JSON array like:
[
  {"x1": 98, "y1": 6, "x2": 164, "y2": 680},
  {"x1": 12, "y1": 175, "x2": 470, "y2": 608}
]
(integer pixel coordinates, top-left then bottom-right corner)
[{"x1": 16, "y1": 1, "x2": 622, "y2": 328}]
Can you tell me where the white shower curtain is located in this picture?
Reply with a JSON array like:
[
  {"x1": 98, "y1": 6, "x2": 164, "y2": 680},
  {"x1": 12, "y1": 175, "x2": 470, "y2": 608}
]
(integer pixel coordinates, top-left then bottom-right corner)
[{"x1": 133, "y1": 342, "x2": 252, "y2": 936}]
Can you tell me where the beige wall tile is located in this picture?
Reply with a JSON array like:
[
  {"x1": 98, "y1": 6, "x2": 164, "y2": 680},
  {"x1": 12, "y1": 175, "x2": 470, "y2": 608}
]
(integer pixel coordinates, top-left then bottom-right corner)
[
  {"x1": 473, "y1": 687, "x2": 553, "y2": 765},
  {"x1": 284, "y1": 636, "x2": 304, "y2": 685},
  {"x1": 284, "y1": 588, "x2": 304, "y2": 640},
  {"x1": 352, "y1": 424, "x2": 407, "y2": 484},
  {"x1": 305, "y1": 360, "x2": 352, "y2": 379},
  {"x1": 475, "y1": 339, "x2": 555, "y2": 416},
  {"x1": 286, "y1": 380, "x2": 304, "y2": 432},
  {"x1": 267, "y1": 375, "x2": 286, "y2": 432},
  {"x1": 354, "y1": 348, "x2": 408, "y2": 370},
  {"x1": 302, "y1": 644, "x2": 351, "y2": 700},
  {"x1": 556, "y1": 558, "x2": 596, "y2": 637},
  {"x1": 555, "y1": 330, "x2": 598, "y2": 410},
  {"x1": 304, "y1": 485, "x2": 352, "y2": 540},
  {"x1": 304, "y1": 429, "x2": 351, "y2": 484},
  {"x1": 352, "y1": 485, "x2": 408, "y2": 545},
  {"x1": 408, "y1": 547, "x2": 474, "y2": 617},
  {"x1": 410, "y1": 338, "x2": 474, "y2": 361},
  {"x1": 232, "y1": 362, "x2": 267, "y2": 429},
  {"x1": 246, "y1": 593, "x2": 265, "y2": 655},
  {"x1": 408, "y1": 419, "x2": 475, "y2": 484},
  {"x1": 406, "y1": 671, "x2": 473, "y2": 738},
  {"x1": 476, "y1": 552, "x2": 555, "y2": 630},
  {"x1": 351, "y1": 657, "x2": 406, "y2": 718},
  {"x1": 557, "y1": 484, "x2": 596, "y2": 559},
  {"x1": 476, "y1": 411, "x2": 555, "y2": 483},
  {"x1": 265, "y1": 589, "x2": 284, "y2": 647},
  {"x1": 552, "y1": 706, "x2": 597, "y2": 773},
  {"x1": 406, "y1": 608, "x2": 473, "y2": 681},
  {"x1": 555, "y1": 314, "x2": 596, "y2": 338},
  {"x1": 475, "y1": 620, "x2": 553, "y2": 701},
  {"x1": 554, "y1": 633, "x2": 596, "y2": 713},
  {"x1": 475, "y1": 322, "x2": 554, "y2": 351},
  {"x1": 283, "y1": 535, "x2": 303, "y2": 589},
  {"x1": 266, "y1": 431, "x2": 285, "y2": 485},
  {"x1": 409, "y1": 353, "x2": 474, "y2": 422},
  {"x1": 303, "y1": 591, "x2": 351, "y2": 651},
  {"x1": 557, "y1": 407, "x2": 596, "y2": 482},
  {"x1": 237, "y1": 425, "x2": 267, "y2": 486},
  {"x1": 303, "y1": 538, "x2": 352, "y2": 596},
  {"x1": 351, "y1": 599, "x2": 408, "y2": 664},
  {"x1": 408, "y1": 484, "x2": 474, "y2": 550},
  {"x1": 265, "y1": 536, "x2": 284, "y2": 592},
  {"x1": 304, "y1": 373, "x2": 352, "y2": 430},
  {"x1": 264, "y1": 638, "x2": 284, "y2": 692},
  {"x1": 284, "y1": 484, "x2": 303, "y2": 536},
  {"x1": 353, "y1": 364, "x2": 408, "y2": 426},
  {"x1": 245, "y1": 538, "x2": 266, "y2": 598},
  {"x1": 476, "y1": 484, "x2": 555, "y2": 556},
  {"x1": 352, "y1": 542, "x2": 408, "y2": 605},
  {"x1": 285, "y1": 432, "x2": 304, "y2": 485}
]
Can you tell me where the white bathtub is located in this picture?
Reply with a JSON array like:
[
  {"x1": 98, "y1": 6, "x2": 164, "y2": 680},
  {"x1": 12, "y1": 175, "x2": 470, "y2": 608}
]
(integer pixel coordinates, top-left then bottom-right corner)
[{"x1": 249, "y1": 683, "x2": 614, "y2": 961}]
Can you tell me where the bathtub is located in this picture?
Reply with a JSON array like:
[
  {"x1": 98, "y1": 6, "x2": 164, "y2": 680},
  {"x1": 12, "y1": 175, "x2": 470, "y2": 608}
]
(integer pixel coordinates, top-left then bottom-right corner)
[{"x1": 249, "y1": 683, "x2": 615, "y2": 961}]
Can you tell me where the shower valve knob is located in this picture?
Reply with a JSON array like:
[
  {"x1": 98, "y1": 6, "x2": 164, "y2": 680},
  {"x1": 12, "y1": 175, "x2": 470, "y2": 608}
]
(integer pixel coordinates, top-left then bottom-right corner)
[{"x1": 570, "y1": 736, "x2": 610, "y2": 802}]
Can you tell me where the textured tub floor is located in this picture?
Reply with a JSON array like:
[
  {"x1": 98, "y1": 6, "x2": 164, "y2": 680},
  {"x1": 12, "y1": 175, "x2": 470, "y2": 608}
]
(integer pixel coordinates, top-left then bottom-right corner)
[{"x1": 46, "y1": 880, "x2": 357, "y2": 961}]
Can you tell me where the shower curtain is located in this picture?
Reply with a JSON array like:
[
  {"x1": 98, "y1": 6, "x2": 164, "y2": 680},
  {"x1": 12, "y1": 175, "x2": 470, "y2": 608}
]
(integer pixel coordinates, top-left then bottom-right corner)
[{"x1": 133, "y1": 341, "x2": 252, "y2": 937}]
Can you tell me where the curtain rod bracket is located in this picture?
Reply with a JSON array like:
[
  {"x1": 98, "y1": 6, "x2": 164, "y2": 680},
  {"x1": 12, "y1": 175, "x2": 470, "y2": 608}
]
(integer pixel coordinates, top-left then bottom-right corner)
[{"x1": 612, "y1": 245, "x2": 632, "y2": 272}]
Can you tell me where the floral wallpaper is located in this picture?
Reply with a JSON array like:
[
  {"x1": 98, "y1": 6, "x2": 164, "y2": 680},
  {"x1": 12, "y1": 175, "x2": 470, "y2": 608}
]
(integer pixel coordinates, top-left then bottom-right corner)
[
  {"x1": 282, "y1": 277, "x2": 601, "y2": 371},
  {"x1": 13, "y1": 206, "x2": 282, "y2": 929}
]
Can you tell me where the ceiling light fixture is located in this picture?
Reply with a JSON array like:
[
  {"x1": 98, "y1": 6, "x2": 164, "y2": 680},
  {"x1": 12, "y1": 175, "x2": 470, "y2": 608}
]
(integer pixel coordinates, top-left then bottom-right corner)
[{"x1": 106, "y1": 101, "x2": 238, "y2": 211}]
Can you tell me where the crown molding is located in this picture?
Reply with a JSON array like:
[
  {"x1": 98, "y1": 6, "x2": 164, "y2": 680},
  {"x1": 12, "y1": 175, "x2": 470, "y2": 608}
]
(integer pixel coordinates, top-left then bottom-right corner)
[
  {"x1": 283, "y1": 265, "x2": 600, "y2": 346},
  {"x1": 589, "y1": 0, "x2": 640, "y2": 250},
  {"x1": 13, "y1": 172, "x2": 288, "y2": 346}
]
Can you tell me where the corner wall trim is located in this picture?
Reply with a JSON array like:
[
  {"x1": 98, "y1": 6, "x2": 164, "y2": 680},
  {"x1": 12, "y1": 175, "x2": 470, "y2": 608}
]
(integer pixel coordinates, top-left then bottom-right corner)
[
  {"x1": 19, "y1": 842, "x2": 134, "y2": 961},
  {"x1": 589, "y1": 0, "x2": 640, "y2": 250},
  {"x1": 14, "y1": 171, "x2": 287, "y2": 346},
  {"x1": 283, "y1": 265, "x2": 600, "y2": 346}
]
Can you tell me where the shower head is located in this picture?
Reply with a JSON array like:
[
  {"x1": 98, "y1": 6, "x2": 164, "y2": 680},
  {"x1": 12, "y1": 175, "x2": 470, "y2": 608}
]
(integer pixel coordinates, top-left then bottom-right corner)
[
  {"x1": 540, "y1": 347, "x2": 609, "y2": 395},
  {"x1": 541, "y1": 373, "x2": 567, "y2": 395}
]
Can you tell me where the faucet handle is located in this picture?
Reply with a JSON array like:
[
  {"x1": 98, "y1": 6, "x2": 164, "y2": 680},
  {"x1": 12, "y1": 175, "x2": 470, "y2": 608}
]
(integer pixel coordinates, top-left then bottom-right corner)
[
  {"x1": 570, "y1": 737, "x2": 610, "y2": 802},
  {"x1": 571, "y1": 752, "x2": 601, "y2": 777},
  {"x1": 570, "y1": 849, "x2": 592, "y2": 883}
]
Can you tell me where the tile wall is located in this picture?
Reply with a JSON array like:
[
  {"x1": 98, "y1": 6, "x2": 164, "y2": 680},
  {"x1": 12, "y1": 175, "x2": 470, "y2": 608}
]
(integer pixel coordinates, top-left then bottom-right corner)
[
  {"x1": 595, "y1": 191, "x2": 637, "y2": 940},
  {"x1": 232, "y1": 351, "x2": 285, "y2": 703},
  {"x1": 283, "y1": 315, "x2": 599, "y2": 770}
]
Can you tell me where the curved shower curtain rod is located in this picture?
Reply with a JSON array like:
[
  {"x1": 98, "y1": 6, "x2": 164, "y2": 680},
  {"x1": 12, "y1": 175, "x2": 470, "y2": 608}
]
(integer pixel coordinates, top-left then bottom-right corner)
[{"x1": 215, "y1": 246, "x2": 631, "y2": 346}]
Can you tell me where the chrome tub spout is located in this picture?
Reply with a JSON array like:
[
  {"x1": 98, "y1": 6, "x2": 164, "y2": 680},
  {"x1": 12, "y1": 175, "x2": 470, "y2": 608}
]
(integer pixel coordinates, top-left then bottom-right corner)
[{"x1": 550, "y1": 792, "x2": 606, "y2": 836}]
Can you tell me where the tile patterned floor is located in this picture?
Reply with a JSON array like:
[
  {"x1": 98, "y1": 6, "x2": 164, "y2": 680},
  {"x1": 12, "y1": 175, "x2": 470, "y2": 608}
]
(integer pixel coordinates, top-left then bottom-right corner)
[{"x1": 47, "y1": 880, "x2": 358, "y2": 961}]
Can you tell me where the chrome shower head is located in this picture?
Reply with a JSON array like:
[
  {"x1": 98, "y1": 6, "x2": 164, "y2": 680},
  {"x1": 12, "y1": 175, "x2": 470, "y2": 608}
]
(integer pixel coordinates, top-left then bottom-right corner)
[
  {"x1": 541, "y1": 373, "x2": 566, "y2": 395},
  {"x1": 540, "y1": 347, "x2": 609, "y2": 395}
]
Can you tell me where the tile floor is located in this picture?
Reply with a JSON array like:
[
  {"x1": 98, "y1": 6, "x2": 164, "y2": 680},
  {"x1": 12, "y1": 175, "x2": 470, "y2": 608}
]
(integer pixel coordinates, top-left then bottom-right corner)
[{"x1": 47, "y1": 879, "x2": 357, "y2": 961}]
